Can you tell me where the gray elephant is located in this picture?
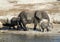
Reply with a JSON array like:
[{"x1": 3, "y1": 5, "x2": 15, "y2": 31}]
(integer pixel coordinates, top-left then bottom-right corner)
[
  {"x1": 34, "y1": 11, "x2": 50, "y2": 30},
  {"x1": 18, "y1": 10, "x2": 52, "y2": 31},
  {"x1": 18, "y1": 10, "x2": 36, "y2": 31},
  {"x1": 39, "y1": 19, "x2": 53, "y2": 32}
]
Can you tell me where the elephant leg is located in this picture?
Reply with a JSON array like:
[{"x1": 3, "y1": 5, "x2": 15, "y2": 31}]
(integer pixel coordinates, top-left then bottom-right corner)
[
  {"x1": 17, "y1": 25, "x2": 20, "y2": 30},
  {"x1": 42, "y1": 28, "x2": 44, "y2": 32},
  {"x1": 34, "y1": 23, "x2": 37, "y2": 30},
  {"x1": 19, "y1": 22, "x2": 23, "y2": 30},
  {"x1": 17, "y1": 22, "x2": 21, "y2": 30},
  {"x1": 33, "y1": 18, "x2": 37, "y2": 30},
  {"x1": 46, "y1": 28, "x2": 49, "y2": 32},
  {"x1": 9, "y1": 26, "x2": 11, "y2": 30},
  {"x1": 20, "y1": 22, "x2": 27, "y2": 31},
  {"x1": 46, "y1": 23, "x2": 53, "y2": 32},
  {"x1": 41, "y1": 24, "x2": 44, "y2": 32},
  {"x1": 13, "y1": 26, "x2": 16, "y2": 30},
  {"x1": 20, "y1": 19, "x2": 27, "y2": 31},
  {"x1": 48, "y1": 23, "x2": 53, "y2": 31},
  {"x1": 22, "y1": 23, "x2": 27, "y2": 31}
]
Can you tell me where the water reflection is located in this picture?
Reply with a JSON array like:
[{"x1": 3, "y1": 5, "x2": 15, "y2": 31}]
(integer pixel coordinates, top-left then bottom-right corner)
[{"x1": 0, "y1": 34, "x2": 60, "y2": 42}]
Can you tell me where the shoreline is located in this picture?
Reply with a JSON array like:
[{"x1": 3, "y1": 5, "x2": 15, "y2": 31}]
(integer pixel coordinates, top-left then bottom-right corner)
[
  {"x1": 0, "y1": 30, "x2": 60, "y2": 37},
  {"x1": 0, "y1": 24, "x2": 59, "y2": 37}
]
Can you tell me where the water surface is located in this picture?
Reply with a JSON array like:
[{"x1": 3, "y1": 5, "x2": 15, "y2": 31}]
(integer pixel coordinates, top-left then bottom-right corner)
[{"x1": 0, "y1": 34, "x2": 60, "y2": 42}]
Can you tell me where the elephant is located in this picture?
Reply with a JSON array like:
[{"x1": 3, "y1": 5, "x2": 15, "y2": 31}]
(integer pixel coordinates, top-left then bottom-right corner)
[
  {"x1": 2, "y1": 17, "x2": 22, "y2": 30},
  {"x1": 39, "y1": 19, "x2": 53, "y2": 32},
  {"x1": 34, "y1": 11, "x2": 50, "y2": 30},
  {"x1": 18, "y1": 10, "x2": 36, "y2": 31},
  {"x1": 18, "y1": 10, "x2": 52, "y2": 31}
]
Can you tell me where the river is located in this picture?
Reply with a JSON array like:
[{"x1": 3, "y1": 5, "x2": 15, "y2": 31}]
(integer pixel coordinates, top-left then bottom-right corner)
[{"x1": 0, "y1": 34, "x2": 60, "y2": 42}]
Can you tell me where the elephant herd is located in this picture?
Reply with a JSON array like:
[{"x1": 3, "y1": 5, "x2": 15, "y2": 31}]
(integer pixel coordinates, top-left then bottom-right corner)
[{"x1": 2, "y1": 10, "x2": 53, "y2": 32}]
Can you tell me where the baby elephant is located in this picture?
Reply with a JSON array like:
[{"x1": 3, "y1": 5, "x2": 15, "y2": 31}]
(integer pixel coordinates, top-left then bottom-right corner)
[{"x1": 40, "y1": 19, "x2": 53, "y2": 32}]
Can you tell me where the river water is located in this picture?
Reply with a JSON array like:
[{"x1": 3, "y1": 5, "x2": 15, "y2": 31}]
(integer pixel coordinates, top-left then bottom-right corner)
[{"x1": 0, "y1": 34, "x2": 60, "y2": 42}]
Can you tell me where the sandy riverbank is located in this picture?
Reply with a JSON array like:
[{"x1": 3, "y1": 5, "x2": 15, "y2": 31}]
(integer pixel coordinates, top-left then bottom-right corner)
[{"x1": 0, "y1": 24, "x2": 59, "y2": 37}]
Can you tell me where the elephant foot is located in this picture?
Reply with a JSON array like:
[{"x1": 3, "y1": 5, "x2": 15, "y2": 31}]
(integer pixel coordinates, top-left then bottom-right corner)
[
  {"x1": 23, "y1": 29, "x2": 27, "y2": 31},
  {"x1": 12, "y1": 27, "x2": 16, "y2": 30},
  {"x1": 16, "y1": 27, "x2": 20, "y2": 30},
  {"x1": 33, "y1": 28, "x2": 36, "y2": 30},
  {"x1": 17, "y1": 26, "x2": 21, "y2": 30},
  {"x1": 41, "y1": 28, "x2": 44, "y2": 32},
  {"x1": 23, "y1": 28, "x2": 27, "y2": 31},
  {"x1": 47, "y1": 28, "x2": 50, "y2": 32},
  {"x1": 17, "y1": 28, "x2": 22, "y2": 30}
]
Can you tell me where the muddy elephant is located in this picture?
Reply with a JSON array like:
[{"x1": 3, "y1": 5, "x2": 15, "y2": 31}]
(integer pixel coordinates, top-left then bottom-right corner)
[
  {"x1": 2, "y1": 17, "x2": 22, "y2": 30},
  {"x1": 18, "y1": 10, "x2": 51, "y2": 31}
]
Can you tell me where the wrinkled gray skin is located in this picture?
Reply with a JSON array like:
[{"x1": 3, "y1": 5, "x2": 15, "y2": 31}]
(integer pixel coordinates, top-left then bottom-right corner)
[
  {"x1": 18, "y1": 10, "x2": 50, "y2": 31},
  {"x1": 2, "y1": 17, "x2": 21, "y2": 30}
]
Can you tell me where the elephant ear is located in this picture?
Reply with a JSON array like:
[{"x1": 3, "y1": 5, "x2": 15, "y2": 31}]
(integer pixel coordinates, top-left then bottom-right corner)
[{"x1": 34, "y1": 11, "x2": 42, "y2": 22}]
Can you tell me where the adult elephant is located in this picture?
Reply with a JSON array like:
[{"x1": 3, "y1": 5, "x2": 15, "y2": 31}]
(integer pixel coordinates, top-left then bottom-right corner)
[
  {"x1": 18, "y1": 10, "x2": 36, "y2": 31},
  {"x1": 18, "y1": 10, "x2": 51, "y2": 31}
]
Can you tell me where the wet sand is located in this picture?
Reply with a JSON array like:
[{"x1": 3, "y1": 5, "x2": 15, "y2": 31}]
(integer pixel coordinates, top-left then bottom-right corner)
[{"x1": 0, "y1": 24, "x2": 60, "y2": 37}]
